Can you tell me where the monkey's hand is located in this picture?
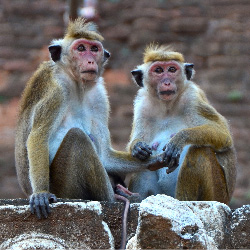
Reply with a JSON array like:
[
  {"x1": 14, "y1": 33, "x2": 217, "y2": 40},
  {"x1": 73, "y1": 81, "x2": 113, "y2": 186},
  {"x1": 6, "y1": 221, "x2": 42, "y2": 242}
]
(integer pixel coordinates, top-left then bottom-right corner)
[
  {"x1": 162, "y1": 142, "x2": 183, "y2": 174},
  {"x1": 132, "y1": 141, "x2": 152, "y2": 161},
  {"x1": 29, "y1": 192, "x2": 57, "y2": 219}
]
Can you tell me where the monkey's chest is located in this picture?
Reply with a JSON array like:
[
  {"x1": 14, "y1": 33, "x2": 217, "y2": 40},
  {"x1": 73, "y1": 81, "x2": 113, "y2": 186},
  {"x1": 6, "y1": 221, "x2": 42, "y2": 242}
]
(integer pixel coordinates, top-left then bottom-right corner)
[
  {"x1": 149, "y1": 118, "x2": 186, "y2": 153},
  {"x1": 49, "y1": 110, "x2": 95, "y2": 163},
  {"x1": 63, "y1": 111, "x2": 92, "y2": 133}
]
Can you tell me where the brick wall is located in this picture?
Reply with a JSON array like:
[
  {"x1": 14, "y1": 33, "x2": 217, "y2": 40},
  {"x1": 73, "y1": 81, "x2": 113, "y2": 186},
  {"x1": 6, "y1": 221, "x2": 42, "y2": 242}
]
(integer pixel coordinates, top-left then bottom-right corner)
[
  {"x1": 97, "y1": 0, "x2": 250, "y2": 207},
  {"x1": 0, "y1": 0, "x2": 249, "y2": 206},
  {"x1": 0, "y1": 0, "x2": 65, "y2": 97}
]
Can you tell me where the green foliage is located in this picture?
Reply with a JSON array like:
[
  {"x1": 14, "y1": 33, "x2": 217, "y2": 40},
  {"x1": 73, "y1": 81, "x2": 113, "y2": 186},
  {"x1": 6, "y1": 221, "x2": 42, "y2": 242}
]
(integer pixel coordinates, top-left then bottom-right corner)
[
  {"x1": 107, "y1": 0, "x2": 120, "y2": 3},
  {"x1": 244, "y1": 190, "x2": 250, "y2": 200},
  {"x1": 0, "y1": 95, "x2": 8, "y2": 104},
  {"x1": 227, "y1": 90, "x2": 243, "y2": 102}
]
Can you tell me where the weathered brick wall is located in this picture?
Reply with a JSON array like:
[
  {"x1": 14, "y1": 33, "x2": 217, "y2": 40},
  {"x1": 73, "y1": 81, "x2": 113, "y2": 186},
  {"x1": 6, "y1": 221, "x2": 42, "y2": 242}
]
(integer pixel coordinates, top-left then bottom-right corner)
[
  {"x1": 97, "y1": 0, "x2": 250, "y2": 207},
  {"x1": 0, "y1": 0, "x2": 249, "y2": 207},
  {"x1": 0, "y1": 0, "x2": 65, "y2": 97},
  {"x1": 0, "y1": 197, "x2": 250, "y2": 249}
]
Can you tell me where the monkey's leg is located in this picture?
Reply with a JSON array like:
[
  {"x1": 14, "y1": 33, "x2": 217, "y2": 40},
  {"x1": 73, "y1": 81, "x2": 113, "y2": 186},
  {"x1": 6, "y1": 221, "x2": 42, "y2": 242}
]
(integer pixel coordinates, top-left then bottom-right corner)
[
  {"x1": 50, "y1": 128, "x2": 115, "y2": 201},
  {"x1": 175, "y1": 147, "x2": 229, "y2": 204},
  {"x1": 116, "y1": 184, "x2": 139, "y2": 197},
  {"x1": 115, "y1": 184, "x2": 140, "y2": 204},
  {"x1": 128, "y1": 171, "x2": 161, "y2": 201}
]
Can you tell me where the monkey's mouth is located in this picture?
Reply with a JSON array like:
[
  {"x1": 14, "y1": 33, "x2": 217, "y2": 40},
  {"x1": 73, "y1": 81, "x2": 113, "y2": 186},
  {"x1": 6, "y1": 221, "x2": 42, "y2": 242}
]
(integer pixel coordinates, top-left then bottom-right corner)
[
  {"x1": 159, "y1": 90, "x2": 176, "y2": 96},
  {"x1": 81, "y1": 70, "x2": 97, "y2": 74}
]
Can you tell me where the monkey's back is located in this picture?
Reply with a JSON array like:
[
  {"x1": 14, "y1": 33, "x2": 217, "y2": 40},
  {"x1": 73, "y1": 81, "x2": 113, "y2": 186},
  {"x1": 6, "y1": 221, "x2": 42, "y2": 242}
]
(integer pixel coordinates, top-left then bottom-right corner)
[{"x1": 15, "y1": 62, "x2": 55, "y2": 195}]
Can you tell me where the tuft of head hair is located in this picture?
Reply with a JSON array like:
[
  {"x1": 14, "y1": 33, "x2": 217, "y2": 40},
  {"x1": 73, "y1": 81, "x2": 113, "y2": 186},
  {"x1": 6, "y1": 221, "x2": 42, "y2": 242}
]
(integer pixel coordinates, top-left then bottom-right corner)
[
  {"x1": 143, "y1": 44, "x2": 184, "y2": 64},
  {"x1": 65, "y1": 18, "x2": 104, "y2": 41}
]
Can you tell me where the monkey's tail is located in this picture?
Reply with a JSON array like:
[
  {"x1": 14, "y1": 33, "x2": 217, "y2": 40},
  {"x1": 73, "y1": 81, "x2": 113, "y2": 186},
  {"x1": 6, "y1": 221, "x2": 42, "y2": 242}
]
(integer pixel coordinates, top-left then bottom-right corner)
[{"x1": 115, "y1": 194, "x2": 130, "y2": 250}]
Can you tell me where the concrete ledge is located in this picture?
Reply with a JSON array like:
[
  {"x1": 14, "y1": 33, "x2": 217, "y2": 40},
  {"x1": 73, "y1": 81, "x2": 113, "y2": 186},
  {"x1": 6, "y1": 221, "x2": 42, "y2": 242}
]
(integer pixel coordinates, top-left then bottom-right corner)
[
  {"x1": 0, "y1": 195, "x2": 249, "y2": 249},
  {"x1": 0, "y1": 198, "x2": 139, "y2": 249}
]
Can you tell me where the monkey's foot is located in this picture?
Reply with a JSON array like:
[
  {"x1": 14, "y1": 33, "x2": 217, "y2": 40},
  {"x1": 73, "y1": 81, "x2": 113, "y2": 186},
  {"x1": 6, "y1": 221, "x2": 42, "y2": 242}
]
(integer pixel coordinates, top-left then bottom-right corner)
[
  {"x1": 29, "y1": 192, "x2": 57, "y2": 219},
  {"x1": 115, "y1": 184, "x2": 141, "y2": 202}
]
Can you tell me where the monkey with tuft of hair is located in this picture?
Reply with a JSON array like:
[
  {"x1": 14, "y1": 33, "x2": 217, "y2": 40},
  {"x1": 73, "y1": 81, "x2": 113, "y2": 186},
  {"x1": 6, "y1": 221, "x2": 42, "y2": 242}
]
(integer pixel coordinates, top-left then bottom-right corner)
[
  {"x1": 15, "y1": 19, "x2": 165, "y2": 220},
  {"x1": 128, "y1": 44, "x2": 236, "y2": 204}
]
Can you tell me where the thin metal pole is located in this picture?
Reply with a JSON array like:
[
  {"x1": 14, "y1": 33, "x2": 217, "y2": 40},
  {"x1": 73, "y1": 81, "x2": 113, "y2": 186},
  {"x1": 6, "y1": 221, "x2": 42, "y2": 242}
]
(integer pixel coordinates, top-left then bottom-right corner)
[{"x1": 68, "y1": 0, "x2": 79, "y2": 20}]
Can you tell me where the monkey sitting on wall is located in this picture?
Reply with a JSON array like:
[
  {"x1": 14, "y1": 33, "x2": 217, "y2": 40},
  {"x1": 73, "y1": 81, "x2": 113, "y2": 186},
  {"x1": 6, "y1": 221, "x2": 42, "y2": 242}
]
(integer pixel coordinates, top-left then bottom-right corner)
[
  {"x1": 15, "y1": 19, "x2": 165, "y2": 219},
  {"x1": 128, "y1": 44, "x2": 236, "y2": 204}
]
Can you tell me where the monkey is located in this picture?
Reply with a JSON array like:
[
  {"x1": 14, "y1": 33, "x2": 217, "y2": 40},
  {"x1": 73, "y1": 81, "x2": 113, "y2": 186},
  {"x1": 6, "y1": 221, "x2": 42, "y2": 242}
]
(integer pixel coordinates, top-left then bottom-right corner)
[
  {"x1": 15, "y1": 19, "x2": 165, "y2": 221},
  {"x1": 127, "y1": 44, "x2": 236, "y2": 204}
]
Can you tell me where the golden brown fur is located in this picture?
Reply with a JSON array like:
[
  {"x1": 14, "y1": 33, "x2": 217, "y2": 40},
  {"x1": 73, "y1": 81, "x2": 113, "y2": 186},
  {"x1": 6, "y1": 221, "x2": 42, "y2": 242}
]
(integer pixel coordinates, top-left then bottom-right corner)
[
  {"x1": 65, "y1": 17, "x2": 104, "y2": 41},
  {"x1": 143, "y1": 44, "x2": 185, "y2": 64}
]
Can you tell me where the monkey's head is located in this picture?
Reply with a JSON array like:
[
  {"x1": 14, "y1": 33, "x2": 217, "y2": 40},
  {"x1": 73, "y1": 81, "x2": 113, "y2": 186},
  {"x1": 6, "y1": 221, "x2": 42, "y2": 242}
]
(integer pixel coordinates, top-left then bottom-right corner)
[
  {"x1": 49, "y1": 18, "x2": 110, "y2": 83},
  {"x1": 131, "y1": 45, "x2": 194, "y2": 102}
]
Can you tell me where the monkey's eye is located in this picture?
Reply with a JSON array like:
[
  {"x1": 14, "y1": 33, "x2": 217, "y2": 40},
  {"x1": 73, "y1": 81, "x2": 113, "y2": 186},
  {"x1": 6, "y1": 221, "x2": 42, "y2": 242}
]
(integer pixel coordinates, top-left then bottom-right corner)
[
  {"x1": 77, "y1": 44, "x2": 86, "y2": 51},
  {"x1": 91, "y1": 45, "x2": 99, "y2": 52},
  {"x1": 154, "y1": 67, "x2": 164, "y2": 74},
  {"x1": 168, "y1": 66, "x2": 177, "y2": 73}
]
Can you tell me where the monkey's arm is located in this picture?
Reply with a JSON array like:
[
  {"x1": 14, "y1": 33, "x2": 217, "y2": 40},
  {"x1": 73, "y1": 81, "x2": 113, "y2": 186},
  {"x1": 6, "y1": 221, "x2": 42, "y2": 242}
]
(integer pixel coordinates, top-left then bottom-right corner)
[
  {"x1": 172, "y1": 100, "x2": 233, "y2": 150},
  {"x1": 27, "y1": 126, "x2": 58, "y2": 218},
  {"x1": 103, "y1": 149, "x2": 165, "y2": 176},
  {"x1": 127, "y1": 117, "x2": 153, "y2": 161},
  {"x1": 163, "y1": 103, "x2": 233, "y2": 173},
  {"x1": 27, "y1": 89, "x2": 64, "y2": 218}
]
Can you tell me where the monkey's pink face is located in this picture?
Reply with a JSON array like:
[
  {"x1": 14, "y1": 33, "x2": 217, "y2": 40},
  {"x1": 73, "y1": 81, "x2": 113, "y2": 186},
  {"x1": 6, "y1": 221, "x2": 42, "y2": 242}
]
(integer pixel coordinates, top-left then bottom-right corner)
[
  {"x1": 70, "y1": 39, "x2": 104, "y2": 82},
  {"x1": 148, "y1": 61, "x2": 181, "y2": 101}
]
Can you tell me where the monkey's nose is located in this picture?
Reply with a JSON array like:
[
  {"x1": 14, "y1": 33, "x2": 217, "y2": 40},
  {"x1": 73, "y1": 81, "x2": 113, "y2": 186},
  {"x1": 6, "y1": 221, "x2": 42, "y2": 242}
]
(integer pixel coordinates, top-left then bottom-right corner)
[
  {"x1": 164, "y1": 82, "x2": 171, "y2": 86},
  {"x1": 88, "y1": 61, "x2": 94, "y2": 64}
]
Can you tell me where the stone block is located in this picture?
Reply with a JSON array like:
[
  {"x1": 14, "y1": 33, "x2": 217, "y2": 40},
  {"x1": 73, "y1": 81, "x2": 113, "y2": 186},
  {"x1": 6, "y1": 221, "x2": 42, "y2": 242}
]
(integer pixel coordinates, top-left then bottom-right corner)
[
  {"x1": 0, "y1": 23, "x2": 12, "y2": 34},
  {"x1": 0, "y1": 198, "x2": 250, "y2": 249},
  {"x1": 127, "y1": 195, "x2": 250, "y2": 249},
  {"x1": 3, "y1": 60, "x2": 33, "y2": 72},
  {"x1": 209, "y1": 4, "x2": 250, "y2": 18},
  {"x1": 128, "y1": 29, "x2": 157, "y2": 48},
  {"x1": 223, "y1": 42, "x2": 250, "y2": 56},
  {"x1": 0, "y1": 72, "x2": 31, "y2": 98},
  {"x1": 0, "y1": 201, "x2": 115, "y2": 249},
  {"x1": 186, "y1": 201, "x2": 231, "y2": 248},
  {"x1": 208, "y1": 55, "x2": 250, "y2": 68},
  {"x1": 121, "y1": 8, "x2": 174, "y2": 23},
  {"x1": 44, "y1": 26, "x2": 64, "y2": 39},
  {"x1": 160, "y1": 0, "x2": 201, "y2": 8},
  {"x1": 133, "y1": 18, "x2": 165, "y2": 32},
  {"x1": 230, "y1": 205, "x2": 250, "y2": 248},
  {"x1": 179, "y1": 6, "x2": 206, "y2": 17},
  {"x1": 191, "y1": 41, "x2": 222, "y2": 57},
  {"x1": 169, "y1": 17, "x2": 207, "y2": 33},
  {"x1": 0, "y1": 36, "x2": 15, "y2": 46},
  {"x1": 0, "y1": 199, "x2": 140, "y2": 250},
  {"x1": 127, "y1": 195, "x2": 218, "y2": 249},
  {"x1": 103, "y1": 24, "x2": 131, "y2": 41},
  {"x1": 0, "y1": 70, "x2": 9, "y2": 92}
]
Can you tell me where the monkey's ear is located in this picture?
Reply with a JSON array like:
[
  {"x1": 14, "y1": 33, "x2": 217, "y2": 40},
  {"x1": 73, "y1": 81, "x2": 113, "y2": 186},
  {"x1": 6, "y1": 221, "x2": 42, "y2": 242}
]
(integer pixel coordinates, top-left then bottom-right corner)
[
  {"x1": 131, "y1": 69, "x2": 143, "y2": 87},
  {"x1": 184, "y1": 63, "x2": 194, "y2": 80},
  {"x1": 104, "y1": 50, "x2": 111, "y2": 62},
  {"x1": 49, "y1": 45, "x2": 62, "y2": 62}
]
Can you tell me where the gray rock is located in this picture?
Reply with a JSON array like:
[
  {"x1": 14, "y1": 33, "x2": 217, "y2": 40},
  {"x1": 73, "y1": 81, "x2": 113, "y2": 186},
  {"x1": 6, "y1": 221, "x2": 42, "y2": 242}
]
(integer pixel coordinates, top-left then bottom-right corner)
[
  {"x1": 230, "y1": 205, "x2": 250, "y2": 249},
  {"x1": 0, "y1": 201, "x2": 115, "y2": 250},
  {"x1": 127, "y1": 195, "x2": 218, "y2": 249}
]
